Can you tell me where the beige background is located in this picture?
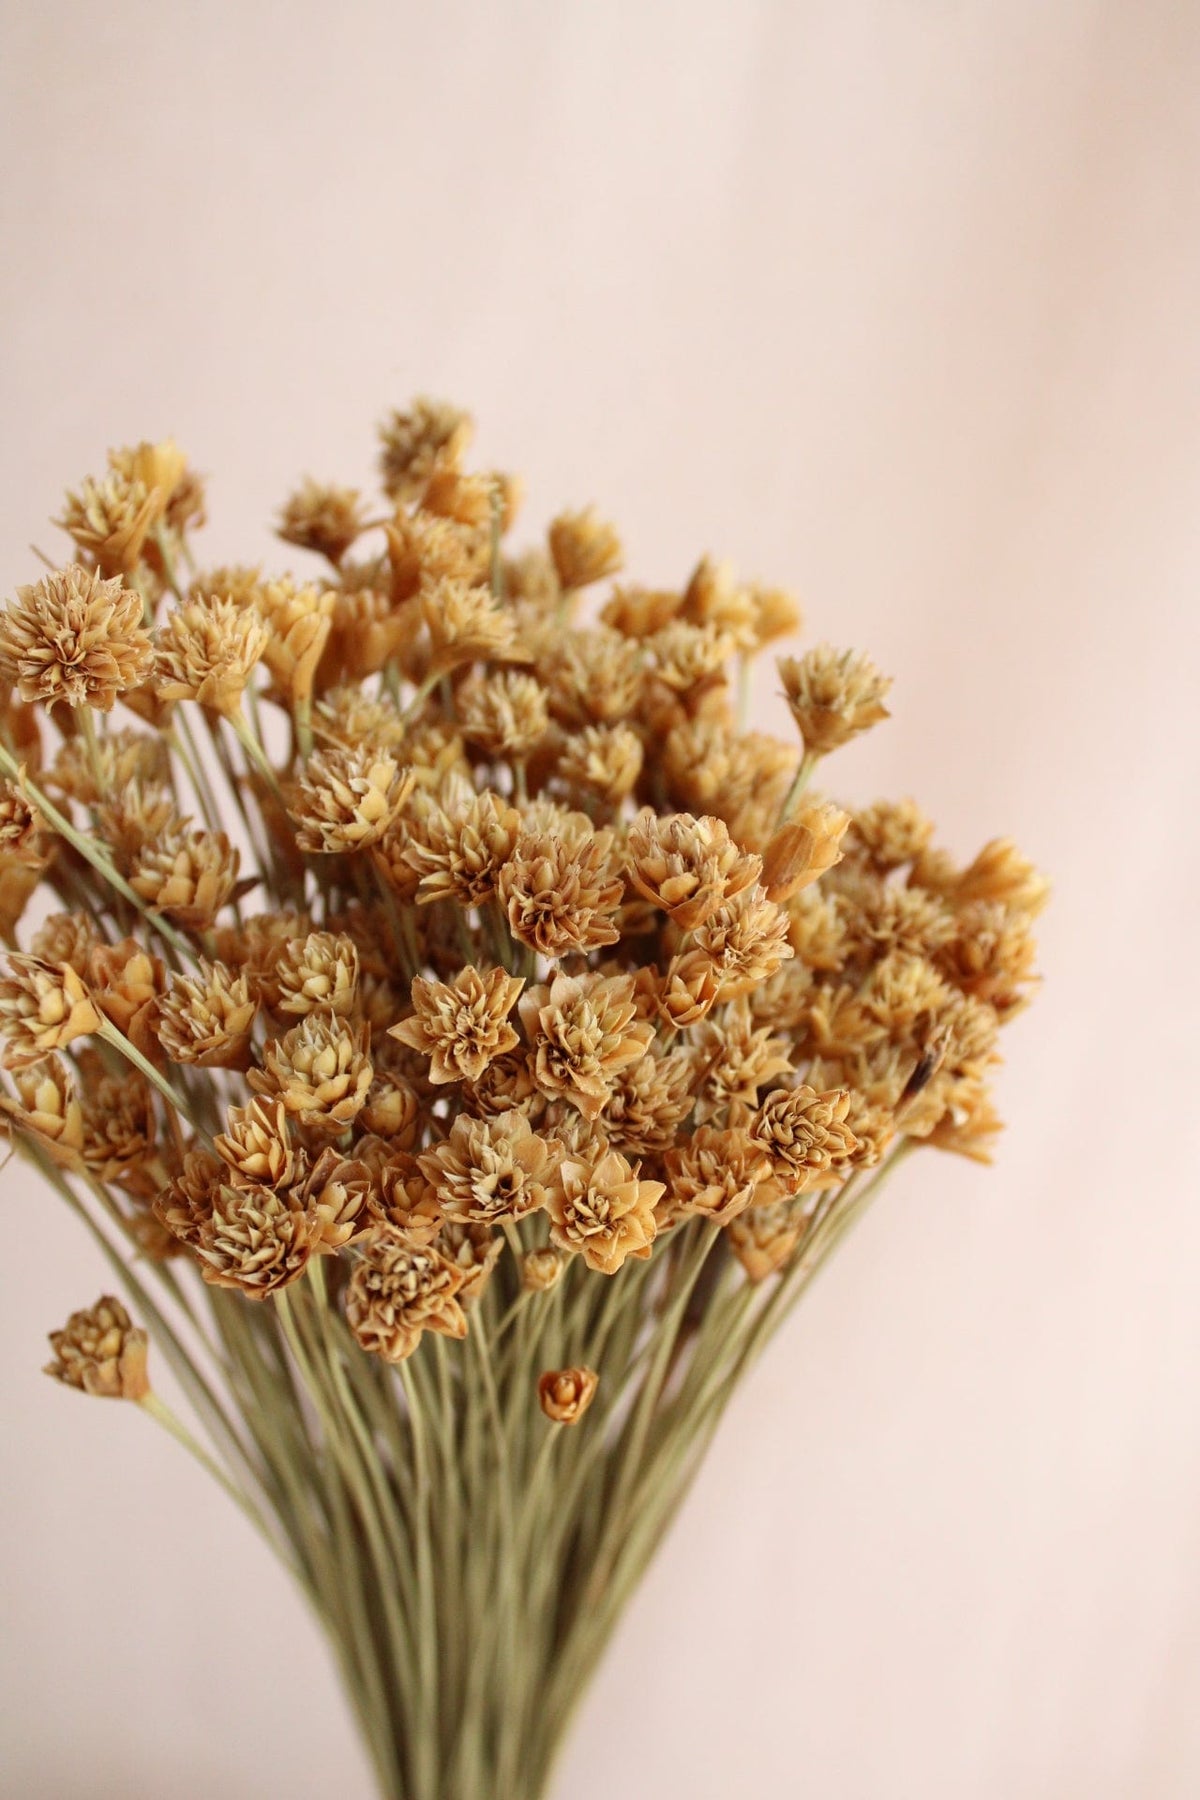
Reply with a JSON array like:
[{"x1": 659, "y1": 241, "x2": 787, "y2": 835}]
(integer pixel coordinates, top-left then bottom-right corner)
[{"x1": 2, "y1": 2, "x2": 1199, "y2": 1795}]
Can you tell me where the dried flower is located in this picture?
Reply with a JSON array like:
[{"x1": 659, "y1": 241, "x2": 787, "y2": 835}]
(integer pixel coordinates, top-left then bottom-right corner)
[
  {"x1": 457, "y1": 669, "x2": 549, "y2": 761},
  {"x1": 196, "y1": 1180, "x2": 313, "y2": 1297},
  {"x1": 663, "y1": 1126, "x2": 773, "y2": 1224},
  {"x1": 55, "y1": 472, "x2": 161, "y2": 576},
  {"x1": 546, "y1": 1142, "x2": 662, "y2": 1274},
  {"x1": 278, "y1": 479, "x2": 367, "y2": 564},
  {"x1": 129, "y1": 826, "x2": 240, "y2": 929},
  {"x1": 419, "y1": 1109, "x2": 562, "y2": 1225},
  {"x1": 275, "y1": 931, "x2": 360, "y2": 1018},
  {"x1": 0, "y1": 566, "x2": 152, "y2": 709},
  {"x1": 538, "y1": 1366, "x2": 599, "y2": 1424},
  {"x1": 421, "y1": 578, "x2": 519, "y2": 676},
  {"x1": 154, "y1": 593, "x2": 269, "y2": 717},
  {"x1": 399, "y1": 786, "x2": 521, "y2": 908},
  {"x1": 760, "y1": 802, "x2": 851, "y2": 901},
  {"x1": 498, "y1": 822, "x2": 624, "y2": 959},
  {"x1": 215, "y1": 1096, "x2": 295, "y2": 1186},
  {"x1": 778, "y1": 645, "x2": 892, "y2": 756},
  {"x1": 379, "y1": 398, "x2": 473, "y2": 501},
  {"x1": 547, "y1": 508, "x2": 623, "y2": 591},
  {"x1": 249, "y1": 1009, "x2": 373, "y2": 1134},
  {"x1": 522, "y1": 1247, "x2": 567, "y2": 1293},
  {"x1": 345, "y1": 1227, "x2": 467, "y2": 1362},
  {"x1": 626, "y1": 809, "x2": 761, "y2": 932},
  {"x1": 749, "y1": 1086, "x2": 858, "y2": 1194},
  {"x1": 390, "y1": 965, "x2": 524, "y2": 1085},
  {"x1": 291, "y1": 745, "x2": 415, "y2": 855},
  {"x1": 520, "y1": 971, "x2": 655, "y2": 1121},
  {"x1": 0, "y1": 955, "x2": 101, "y2": 1068},
  {"x1": 45, "y1": 1296, "x2": 150, "y2": 1400}
]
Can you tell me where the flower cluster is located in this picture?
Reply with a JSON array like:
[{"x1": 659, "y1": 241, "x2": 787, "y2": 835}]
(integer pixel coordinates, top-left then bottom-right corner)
[{"x1": 0, "y1": 404, "x2": 1043, "y2": 1379}]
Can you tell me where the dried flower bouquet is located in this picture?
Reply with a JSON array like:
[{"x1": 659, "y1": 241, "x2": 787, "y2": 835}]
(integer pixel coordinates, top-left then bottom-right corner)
[{"x1": 3, "y1": 404, "x2": 1044, "y2": 1799}]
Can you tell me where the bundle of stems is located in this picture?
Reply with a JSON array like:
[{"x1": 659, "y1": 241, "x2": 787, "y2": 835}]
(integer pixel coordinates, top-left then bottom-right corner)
[{"x1": 3, "y1": 404, "x2": 1044, "y2": 1797}]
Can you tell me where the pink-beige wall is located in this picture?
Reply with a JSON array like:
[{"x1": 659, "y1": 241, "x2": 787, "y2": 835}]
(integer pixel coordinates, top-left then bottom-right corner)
[{"x1": 2, "y1": 3, "x2": 1199, "y2": 1795}]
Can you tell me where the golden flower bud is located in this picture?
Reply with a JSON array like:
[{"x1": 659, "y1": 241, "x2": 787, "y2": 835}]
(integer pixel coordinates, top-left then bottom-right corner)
[
  {"x1": 537, "y1": 1365, "x2": 599, "y2": 1425},
  {"x1": 390, "y1": 964, "x2": 524, "y2": 1086},
  {"x1": 522, "y1": 1247, "x2": 567, "y2": 1293},
  {"x1": 760, "y1": 802, "x2": 850, "y2": 902},
  {"x1": 45, "y1": 1296, "x2": 150, "y2": 1400},
  {"x1": 129, "y1": 826, "x2": 240, "y2": 930},
  {"x1": 547, "y1": 507, "x2": 623, "y2": 592},
  {"x1": 277, "y1": 479, "x2": 367, "y2": 565},
  {"x1": 154, "y1": 594, "x2": 269, "y2": 718}
]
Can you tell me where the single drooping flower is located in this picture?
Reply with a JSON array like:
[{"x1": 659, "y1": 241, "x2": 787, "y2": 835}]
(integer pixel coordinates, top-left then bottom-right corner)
[
  {"x1": 45, "y1": 1296, "x2": 150, "y2": 1400},
  {"x1": 0, "y1": 566, "x2": 153, "y2": 709}
]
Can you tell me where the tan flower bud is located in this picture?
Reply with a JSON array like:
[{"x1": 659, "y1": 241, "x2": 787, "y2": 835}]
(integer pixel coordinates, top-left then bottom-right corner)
[
  {"x1": 378, "y1": 398, "x2": 473, "y2": 502},
  {"x1": 55, "y1": 472, "x2": 161, "y2": 577},
  {"x1": 760, "y1": 802, "x2": 850, "y2": 902},
  {"x1": 498, "y1": 823, "x2": 624, "y2": 960},
  {"x1": 0, "y1": 1055, "x2": 85, "y2": 1167},
  {"x1": 537, "y1": 1365, "x2": 599, "y2": 1424},
  {"x1": 253, "y1": 578, "x2": 336, "y2": 707},
  {"x1": 663, "y1": 1125, "x2": 773, "y2": 1225},
  {"x1": 295, "y1": 1145, "x2": 372, "y2": 1251},
  {"x1": 88, "y1": 937, "x2": 167, "y2": 1054},
  {"x1": 215, "y1": 1095, "x2": 295, "y2": 1186},
  {"x1": 421, "y1": 577, "x2": 519, "y2": 676},
  {"x1": 196, "y1": 1180, "x2": 312, "y2": 1296},
  {"x1": 45, "y1": 1296, "x2": 150, "y2": 1400},
  {"x1": 725, "y1": 1197, "x2": 806, "y2": 1282},
  {"x1": 520, "y1": 971, "x2": 654, "y2": 1121},
  {"x1": 626, "y1": 808, "x2": 761, "y2": 932},
  {"x1": 522, "y1": 1247, "x2": 566, "y2": 1293},
  {"x1": 749, "y1": 1086, "x2": 858, "y2": 1195}
]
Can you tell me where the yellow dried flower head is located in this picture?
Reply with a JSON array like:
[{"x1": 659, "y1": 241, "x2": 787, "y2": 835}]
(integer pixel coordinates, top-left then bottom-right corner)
[
  {"x1": 277, "y1": 479, "x2": 367, "y2": 565},
  {"x1": 399, "y1": 785, "x2": 521, "y2": 908},
  {"x1": 779, "y1": 645, "x2": 892, "y2": 756},
  {"x1": 295, "y1": 1146, "x2": 373, "y2": 1252},
  {"x1": 254, "y1": 578, "x2": 336, "y2": 706},
  {"x1": 0, "y1": 954, "x2": 101, "y2": 1068},
  {"x1": 726, "y1": 1197, "x2": 807, "y2": 1282},
  {"x1": 434, "y1": 1220, "x2": 503, "y2": 1300},
  {"x1": 542, "y1": 628, "x2": 643, "y2": 727},
  {"x1": 601, "y1": 1047, "x2": 697, "y2": 1159},
  {"x1": 519, "y1": 971, "x2": 655, "y2": 1121},
  {"x1": 345, "y1": 1227, "x2": 467, "y2": 1362},
  {"x1": 498, "y1": 821, "x2": 624, "y2": 959},
  {"x1": 537, "y1": 1366, "x2": 599, "y2": 1424},
  {"x1": 419, "y1": 1109, "x2": 562, "y2": 1225},
  {"x1": 154, "y1": 593, "x2": 269, "y2": 717},
  {"x1": 420, "y1": 577, "x2": 519, "y2": 676},
  {"x1": 522, "y1": 1246, "x2": 567, "y2": 1293},
  {"x1": 45, "y1": 1296, "x2": 150, "y2": 1400},
  {"x1": 691, "y1": 882, "x2": 794, "y2": 999},
  {"x1": 760, "y1": 802, "x2": 851, "y2": 901},
  {"x1": 215, "y1": 1095, "x2": 295, "y2": 1187},
  {"x1": 749, "y1": 1086, "x2": 858, "y2": 1194},
  {"x1": 390, "y1": 964, "x2": 524, "y2": 1085},
  {"x1": 0, "y1": 566, "x2": 153, "y2": 710},
  {"x1": 77, "y1": 1059, "x2": 155, "y2": 1183},
  {"x1": 546, "y1": 1142, "x2": 662, "y2": 1275},
  {"x1": 547, "y1": 507, "x2": 623, "y2": 592},
  {"x1": 196, "y1": 1180, "x2": 312, "y2": 1297},
  {"x1": 626, "y1": 808, "x2": 761, "y2": 932},
  {"x1": 456, "y1": 669, "x2": 550, "y2": 761},
  {"x1": 55, "y1": 471, "x2": 161, "y2": 576},
  {"x1": 0, "y1": 1054, "x2": 85, "y2": 1165},
  {"x1": 275, "y1": 931, "x2": 360, "y2": 1018},
  {"x1": 663, "y1": 1125, "x2": 773, "y2": 1224},
  {"x1": 156, "y1": 959, "x2": 257, "y2": 1068},
  {"x1": 249, "y1": 1008, "x2": 373, "y2": 1134},
  {"x1": 291, "y1": 744, "x2": 415, "y2": 855},
  {"x1": 850, "y1": 798, "x2": 935, "y2": 870},
  {"x1": 129, "y1": 825, "x2": 240, "y2": 929},
  {"x1": 378, "y1": 398, "x2": 473, "y2": 502},
  {"x1": 648, "y1": 620, "x2": 734, "y2": 694},
  {"x1": 557, "y1": 724, "x2": 644, "y2": 809}
]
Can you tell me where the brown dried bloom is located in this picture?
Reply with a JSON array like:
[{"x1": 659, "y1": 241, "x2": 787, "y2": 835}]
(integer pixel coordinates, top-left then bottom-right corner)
[
  {"x1": 366, "y1": 1150, "x2": 442, "y2": 1244},
  {"x1": 156, "y1": 957, "x2": 257, "y2": 1065},
  {"x1": 626, "y1": 808, "x2": 761, "y2": 932},
  {"x1": 546, "y1": 1143, "x2": 662, "y2": 1275},
  {"x1": 399, "y1": 785, "x2": 521, "y2": 907},
  {"x1": 249, "y1": 1008, "x2": 373, "y2": 1133},
  {"x1": 390, "y1": 964, "x2": 524, "y2": 1085},
  {"x1": 547, "y1": 508, "x2": 623, "y2": 591},
  {"x1": 456, "y1": 669, "x2": 549, "y2": 760},
  {"x1": 154, "y1": 593, "x2": 269, "y2": 717},
  {"x1": 648, "y1": 620, "x2": 734, "y2": 694},
  {"x1": 558, "y1": 724, "x2": 644, "y2": 808},
  {"x1": 726, "y1": 1198, "x2": 806, "y2": 1282},
  {"x1": 538, "y1": 1366, "x2": 599, "y2": 1425},
  {"x1": 601, "y1": 1047, "x2": 697, "y2": 1159},
  {"x1": 421, "y1": 577, "x2": 519, "y2": 676},
  {"x1": 542, "y1": 628, "x2": 643, "y2": 727},
  {"x1": 291, "y1": 744, "x2": 415, "y2": 854},
  {"x1": 275, "y1": 931, "x2": 360, "y2": 1018},
  {"x1": 215, "y1": 1095, "x2": 295, "y2": 1187},
  {"x1": 77, "y1": 1060, "x2": 155, "y2": 1183},
  {"x1": 498, "y1": 822, "x2": 624, "y2": 959},
  {"x1": 438, "y1": 1221, "x2": 504, "y2": 1301},
  {"x1": 379, "y1": 398, "x2": 473, "y2": 501},
  {"x1": 0, "y1": 567, "x2": 152, "y2": 709},
  {"x1": 749, "y1": 1086, "x2": 858, "y2": 1194},
  {"x1": 657, "y1": 950, "x2": 723, "y2": 1030},
  {"x1": 779, "y1": 645, "x2": 892, "y2": 756},
  {"x1": 294, "y1": 1146, "x2": 372, "y2": 1252},
  {"x1": 520, "y1": 971, "x2": 655, "y2": 1121},
  {"x1": 0, "y1": 1055, "x2": 85, "y2": 1166},
  {"x1": 691, "y1": 997, "x2": 793, "y2": 1122},
  {"x1": 0, "y1": 955, "x2": 101, "y2": 1068},
  {"x1": 129, "y1": 825, "x2": 239, "y2": 929},
  {"x1": 196, "y1": 1180, "x2": 312, "y2": 1297},
  {"x1": 29, "y1": 912, "x2": 101, "y2": 978},
  {"x1": 691, "y1": 882, "x2": 794, "y2": 999},
  {"x1": 55, "y1": 472, "x2": 161, "y2": 576},
  {"x1": 851, "y1": 798, "x2": 935, "y2": 871},
  {"x1": 664, "y1": 1126, "x2": 774, "y2": 1224},
  {"x1": 45, "y1": 1296, "x2": 149, "y2": 1401},
  {"x1": 345, "y1": 1227, "x2": 467, "y2": 1362},
  {"x1": 277, "y1": 479, "x2": 367, "y2": 565},
  {"x1": 419, "y1": 1109, "x2": 562, "y2": 1225}
]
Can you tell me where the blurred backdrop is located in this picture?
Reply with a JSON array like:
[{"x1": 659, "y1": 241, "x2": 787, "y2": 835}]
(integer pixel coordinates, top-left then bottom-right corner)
[{"x1": 2, "y1": 3, "x2": 1199, "y2": 1795}]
